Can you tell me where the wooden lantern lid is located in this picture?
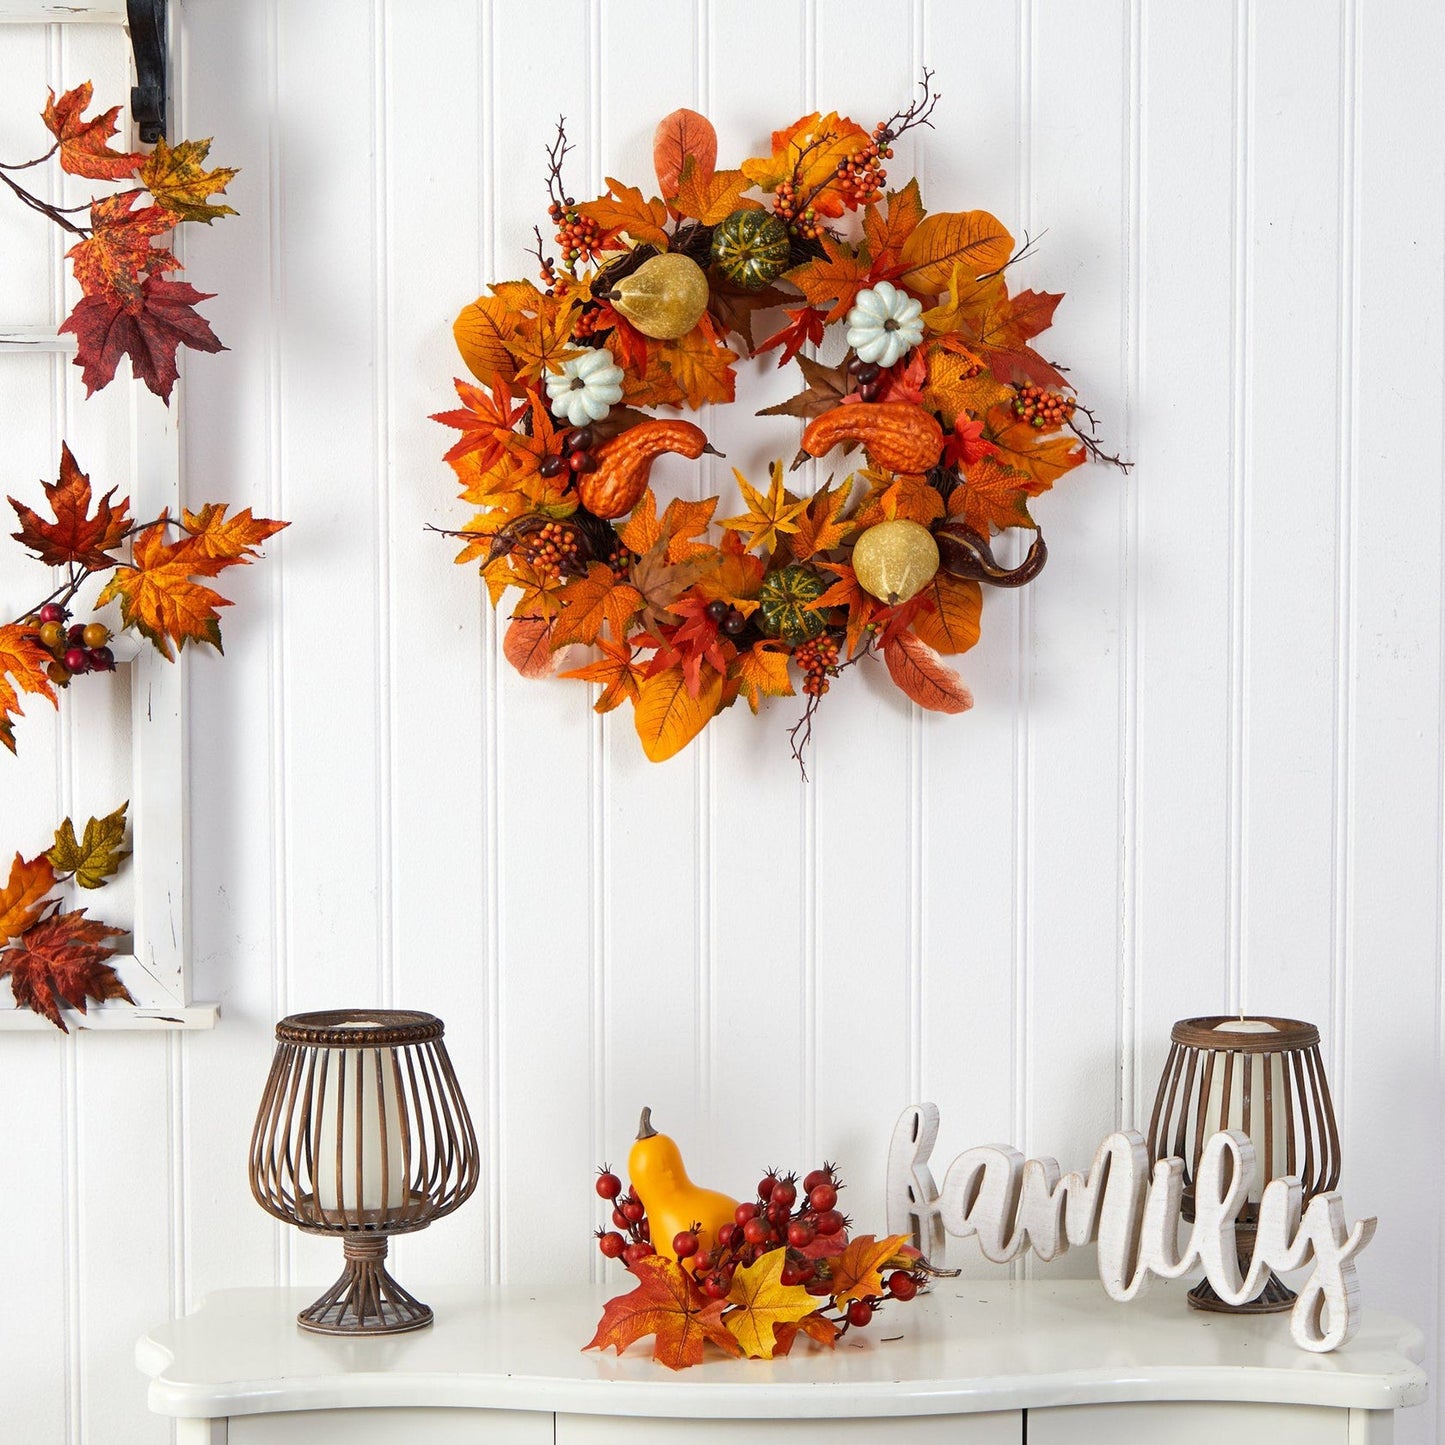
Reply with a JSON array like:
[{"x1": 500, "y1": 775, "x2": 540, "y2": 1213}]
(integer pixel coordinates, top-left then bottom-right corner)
[
  {"x1": 274, "y1": 1009, "x2": 444, "y2": 1048},
  {"x1": 1169, "y1": 1015, "x2": 1319, "y2": 1054}
]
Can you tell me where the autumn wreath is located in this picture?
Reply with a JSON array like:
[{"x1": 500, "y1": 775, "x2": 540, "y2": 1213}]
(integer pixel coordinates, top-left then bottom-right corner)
[{"x1": 433, "y1": 76, "x2": 1124, "y2": 764}]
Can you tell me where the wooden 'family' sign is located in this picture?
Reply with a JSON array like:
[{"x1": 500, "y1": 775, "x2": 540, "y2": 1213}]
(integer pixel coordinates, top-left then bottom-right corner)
[{"x1": 885, "y1": 1103, "x2": 1376, "y2": 1352}]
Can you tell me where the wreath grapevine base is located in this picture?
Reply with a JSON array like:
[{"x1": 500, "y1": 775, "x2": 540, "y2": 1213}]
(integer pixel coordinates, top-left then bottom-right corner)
[{"x1": 433, "y1": 76, "x2": 1126, "y2": 766}]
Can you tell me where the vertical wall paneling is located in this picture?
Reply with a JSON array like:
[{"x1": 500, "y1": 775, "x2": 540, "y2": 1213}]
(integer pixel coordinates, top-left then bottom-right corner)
[{"x1": 0, "y1": 3, "x2": 1440, "y2": 1442}]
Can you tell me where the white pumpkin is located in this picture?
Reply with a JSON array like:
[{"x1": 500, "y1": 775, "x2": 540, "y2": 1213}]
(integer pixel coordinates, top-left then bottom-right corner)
[
  {"x1": 845, "y1": 281, "x2": 925, "y2": 369},
  {"x1": 546, "y1": 348, "x2": 625, "y2": 426}
]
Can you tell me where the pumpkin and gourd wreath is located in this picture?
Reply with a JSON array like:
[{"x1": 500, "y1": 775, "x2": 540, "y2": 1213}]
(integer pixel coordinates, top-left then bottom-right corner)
[{"x1": 431, "y1": 75, "x2": 1126, "y2": 766}]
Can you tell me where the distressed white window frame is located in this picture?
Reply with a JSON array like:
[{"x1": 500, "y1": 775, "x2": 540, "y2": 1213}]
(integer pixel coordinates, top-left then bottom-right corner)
[{"x1": 0, "y1": 0, "x2": 215, "y2": 1030}]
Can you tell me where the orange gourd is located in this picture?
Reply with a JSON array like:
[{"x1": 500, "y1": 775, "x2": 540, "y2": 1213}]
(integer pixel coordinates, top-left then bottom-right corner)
[
  {"x1": 577, "y1": 420, "x2": 711, "y2": 520},
  {"x1": 799, "y1": 402, "x2": 944, "y2": 475},
  {"x1": 627, "y1": 1107, "x2": 738, "y2": 1265}
]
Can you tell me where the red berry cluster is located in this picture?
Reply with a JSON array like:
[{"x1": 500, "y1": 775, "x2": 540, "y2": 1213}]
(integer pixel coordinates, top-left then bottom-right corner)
[
  {"x1": 571, "y1": 304, "x2": 607, "y2": 340},
  {"x1": 793, "y1": 634, "x2": 841, "y2": 698},
  {"x1": 772, "y1": 178, "x2": 824, "y2": 241},
  {"x1": 539, "y1": 426, "x2": 601, "y2": 484},
  {"x1": 835, "y1": 125, "x2": 895, "y2": 209},
  {"x1": 547, "y1": 199, "x2": 606, "y2": 265},
  {"x1": 23, "y1": 604, "x2": 114, "y2": 684},
  {"x1": 1012, "y1": 384, "x2": 1075, "y2": 429},
  {"x1": 704, "y1": 598, "x2": 749, "y2": 638},
  {"x1": 605, "y1": 541, "x2": 638, "y2": 580},
  {"x1": 513, "y1": 520, "x2": 585, "y2": 580},
  {"x1": 594, "y1": 1167, "x2": 656, "y2": 1269},
  {"x1": 847, "y1": 356, "x2": 885, "y2": 402}
]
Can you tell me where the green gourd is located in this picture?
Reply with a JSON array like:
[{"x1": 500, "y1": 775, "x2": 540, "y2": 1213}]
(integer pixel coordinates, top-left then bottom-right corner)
[
  {"x1": 710, "y1": 209, "x2": 791, "y2": 290},
  {"x1": 757, "y1": 564, "x2": 828, "y2": 644}
]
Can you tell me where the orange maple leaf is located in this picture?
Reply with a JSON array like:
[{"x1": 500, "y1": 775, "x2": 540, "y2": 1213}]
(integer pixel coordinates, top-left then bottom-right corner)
[
  {"x1": 0, "y1": 910, "x2": 130, "y2": 1032},
  {"x1": 789, "y1": 476, "x2": 856, "y2": 560},
  {"x1": 584, "y1": 1255, "x2": 741, "y2": 1370},
  {"x1": 730, "y1": 641, "x2": 795, "y2": 714},
  {"x1": 551, "y1": 564, "x2": 643, "y2": 648},
  {"x1": 578, "y1": 177, "x2": 669, "y2": 249},
  {"x1": 93, "y1": 518, "x2": 234, "y2": 661},
  {"x1": 862, "y1": 180, "x2": 925, "y2": 274},
  {"x1": 180, "y1": 504, "x2": 287, "y2": 563},
  {"x1": 785, "y1": 235, "x2": 873, "y2": 323},
  {"x1": 67, "y1": 191, "x2": 176, "y2": 306},
  {"x1": 948, "y1": 457, "x2": 1048, "y2": 534},
  {"x1": 671, "y1": 160, "x2": 760, "y2": 226},
  {"x1": 810, "y1": 562, "x2": 882, "y2": 660},
  {"x1": 502, "y1": 392, "x2": 563, "y2": 486},
  {"x1": 985, "y1": 411, "x2": 1086, "y2": 488},
  {"x1": 724, "y1": 1249, "x2": 822, "y2": 1359},
  {"x1": 0, "y1": 623, "x2": 58, "y2": 755},
  {"x1": 9, "y1": 442, "x2": 131, "y2": 570},
  {"x1": 431, "y1": 376, "x2": 524, "y2": 468},
  {"x1": 0, "y1": 852, "x2": 57, "y2": 941},
  {"x1": 741, "y1": 111, "x2": 869, "y2": 218},
  {"x1": 560, "y1": 636, "x2": 645, "y2": 714},
  {"x1": 650, "y1": 320, "x2": 738, "y2": 409},
  {"x1": 502, "y1": 292, "x2": 582, "y2": 384},
  {"x1": 826, "y1": 1234, "x2": 912, "y2": 1306},
  {"x1": 41, "y1": 82, "x2": 143, "y2": 180}
]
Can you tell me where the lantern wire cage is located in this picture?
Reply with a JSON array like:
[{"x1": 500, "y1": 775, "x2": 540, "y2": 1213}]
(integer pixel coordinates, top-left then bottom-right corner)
[
  {"x1": 249, "y1": 1009, "x2": 480, "y2": 1335},
  {"x1": 1146, "y1": 1015, "x2": 1340, "y2": 1314}
]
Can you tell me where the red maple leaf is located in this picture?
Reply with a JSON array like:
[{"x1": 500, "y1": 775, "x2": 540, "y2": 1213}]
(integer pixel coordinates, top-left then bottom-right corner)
[
  {"x1": 942, "y1": 417, "x2": 1000, "y2": 471},
  {"x1": 59, "y1": 275, "x2": 225, "y2": 403},
  {"x1": 66, "y1": 191, "x2": 177, "y2": 306},
  {"x1": 0, "y1": 910, "x2": 130, "y2": 1032},
  {"x1": 430, "y1": 376, "x2": 524, "y2": 468},
  {"x1": 8, "y1": 442, "x2": 131, "y2": 570},
  {"x1": 584, "y1": 1255, "x2": 742, "y2": 1370},
  {"x1": 756, "y1": 307, "x2": 827, "y2": 368}
]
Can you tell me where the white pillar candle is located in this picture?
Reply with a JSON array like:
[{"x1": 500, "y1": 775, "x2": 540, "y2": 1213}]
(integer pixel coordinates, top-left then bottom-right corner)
[
  {"x1": 314, "y1": 1043, "x2": 409, "y2": 1215},
  {"x1": 1203, "y1": 1020, "x2": 1290, "y2": 1203}
]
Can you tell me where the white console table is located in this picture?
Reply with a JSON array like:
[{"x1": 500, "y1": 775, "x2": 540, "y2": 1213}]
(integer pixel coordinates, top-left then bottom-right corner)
[{"x1": 137, "y1": 1279, "x2": 1427, "y2": 1443}]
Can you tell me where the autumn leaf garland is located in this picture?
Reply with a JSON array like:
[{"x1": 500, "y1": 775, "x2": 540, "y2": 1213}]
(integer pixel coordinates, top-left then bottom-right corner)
[
  {"x1": 2, "y1": 81, "x2": 237, "y2": 401},
  {"x1": 0, "y1": 803, "x2": 133, "y2": 1030},
  {"x1": 434, "y1": 76, "x2": 1127, "y2": 766}
]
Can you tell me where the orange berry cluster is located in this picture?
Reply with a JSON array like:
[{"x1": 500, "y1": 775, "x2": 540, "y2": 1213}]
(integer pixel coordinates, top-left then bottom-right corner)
[
  {"x1": 836, "y1": 127, "x2": 895, "y2": 208},
  {"x1": 794, "y1": 633, "x2": 841, "y2": 697},
  {"x1": 514, "y1": 520, "x2": 584, "y2": 580},
  {"x1": 23, "y1": 604, "x2": 114, "y2": 684},
  {"x1": 572, "y1": 303, "x2": 607, "y2": 339},
  {"x1": 772, "y1": 177, "x2": 824, "y2": 240},
  {"x1": 1012, "y1": 384, "x2": 1075, "y2": 429},
  {"x1": 605, "y1": 541, "x2": 637, "y2": 580},
  {"x1": 547, "y1": 201, "x2": 606, "y2": 265}
]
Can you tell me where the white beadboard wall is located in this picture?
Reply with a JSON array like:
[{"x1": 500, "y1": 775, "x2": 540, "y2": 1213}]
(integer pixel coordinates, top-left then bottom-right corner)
[{"x1": 1, "y1": 0, "x2": 1442, "y2": 1440}]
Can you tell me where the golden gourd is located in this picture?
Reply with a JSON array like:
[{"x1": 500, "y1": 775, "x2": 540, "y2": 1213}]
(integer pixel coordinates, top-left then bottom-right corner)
[
  {"x1": 627, "y1": 1107, "x2": 738, "y2": 1265},
  {"x1": 852, "y1": 519, "x2": 940, "y2": 606},
  {"x1": 610, "y1": 254, "x2": 711, "y2": 340}
]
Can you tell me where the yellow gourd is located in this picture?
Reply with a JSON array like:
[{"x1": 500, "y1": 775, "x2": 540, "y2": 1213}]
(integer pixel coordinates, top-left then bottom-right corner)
[{"x1": 627, "y1": 1107, "x2": 738, "y2": 1265}]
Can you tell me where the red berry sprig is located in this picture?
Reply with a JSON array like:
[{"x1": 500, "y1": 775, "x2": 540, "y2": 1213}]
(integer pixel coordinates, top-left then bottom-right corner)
[
  {"x1": 1012, "y1": 384, "x2": 1075, "y2": 430},
  {"x1": 547, "y1": 199, "x2": 607, "y2": 266},
  {"x1": 793, "y1": 634, "x2": 841, "y2": 698}
]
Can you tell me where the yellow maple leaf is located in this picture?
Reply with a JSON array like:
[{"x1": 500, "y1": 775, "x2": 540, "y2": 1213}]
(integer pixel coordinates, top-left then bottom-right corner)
[
  {"x1": 180, "y1": 504, "x2": 286, "y2": 562},
  {"x1": 139, "y1": 136, "x2": 238, "y2": 223},
  {"x1": 560, "y1": 637, "x2": 645, "y2": 714},
  {"x1": 718, "y1": 461, "x2": 809, "y2": 555},
  {"x1": 46, "y1": 801, "x2": 129, "y2": 890},
  {"x1": 730, "y1": 641, "x2": 794, "y2": 714},
  {"x1": 724, "y1": 1249, "x2": 820, "y2": 1359}
]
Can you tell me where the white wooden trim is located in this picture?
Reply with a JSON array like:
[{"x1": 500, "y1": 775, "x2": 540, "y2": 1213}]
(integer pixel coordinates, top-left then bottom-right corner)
[
  {"x1": 0, "y1": 4, "x2": 127, "y2": 23},
  {"x1": 0, "y1": 0, "x2": 216, "y2": 1032}
]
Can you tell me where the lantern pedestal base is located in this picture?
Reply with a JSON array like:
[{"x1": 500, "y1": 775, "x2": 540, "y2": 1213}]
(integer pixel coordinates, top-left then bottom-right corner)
[
  {"x1": 297, "y1": 1235, "x2": 433, "y2": 1336},
  {"x1": 1186, "y1": 1224, "x2": 1297, "y2": 1315}
]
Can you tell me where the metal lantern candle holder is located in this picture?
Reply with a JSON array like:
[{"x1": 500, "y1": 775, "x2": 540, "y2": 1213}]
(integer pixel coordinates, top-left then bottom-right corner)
[
  {"x1": 249, "y1": 1010, "x2": 479, "y2": 1336},
  {"x1": 1146, "y1": 1015, "x2": 1340, "y2": 1314}
]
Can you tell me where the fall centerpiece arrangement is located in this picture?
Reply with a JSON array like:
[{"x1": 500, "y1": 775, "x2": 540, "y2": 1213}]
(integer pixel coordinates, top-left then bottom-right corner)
[
  {"x1": 585, "y1": 1108, "x2": 950, "y2": 1368},
  {"x1": 0, "y1": 802, "x2": 133, "y2": 1030},
  {"x1": 435, "y1": 77, "x2": 1125, "y2": 763}
]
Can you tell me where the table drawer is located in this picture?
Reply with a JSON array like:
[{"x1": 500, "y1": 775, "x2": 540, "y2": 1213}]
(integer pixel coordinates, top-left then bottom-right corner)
[
  {"x1": 557, "y1": 1413, "x2": 1020, "y2": 1443},
  {"x1": 226, "y1": 1408, "x2": 551, "y2": 1443},
  {"x1": 1027, "y1": 1401, "x2": 1349, "y2": 1444}
]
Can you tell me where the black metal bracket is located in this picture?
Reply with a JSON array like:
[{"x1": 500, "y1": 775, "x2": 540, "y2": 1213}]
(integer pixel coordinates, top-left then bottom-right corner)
[{"x1": 127, "y1": 0, "x2": 167, "y2": 144}]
